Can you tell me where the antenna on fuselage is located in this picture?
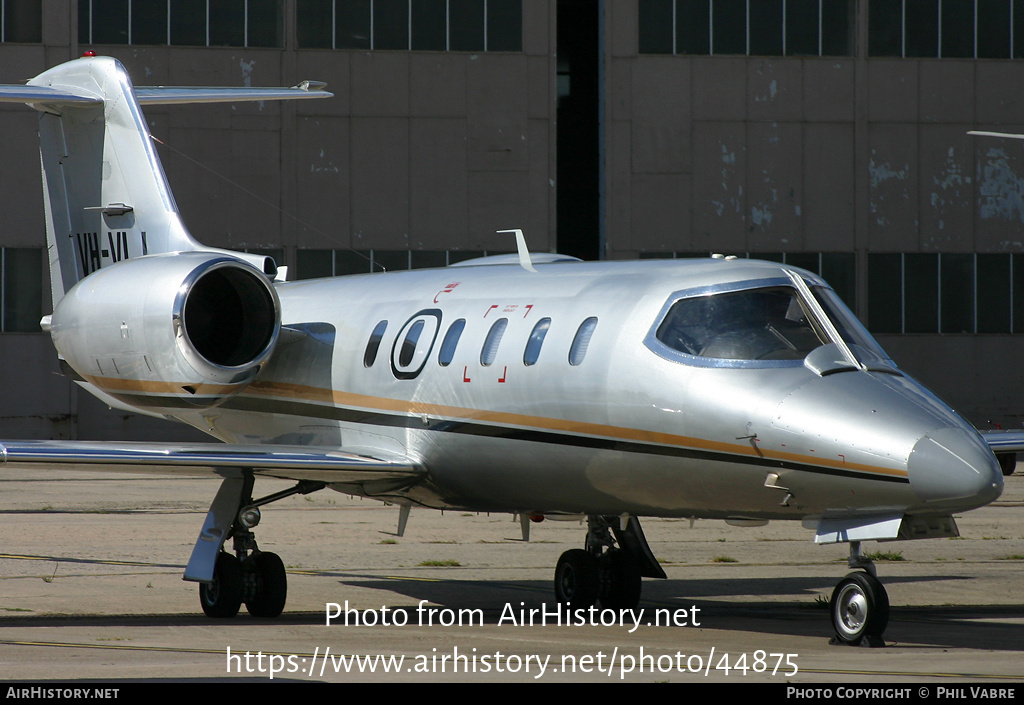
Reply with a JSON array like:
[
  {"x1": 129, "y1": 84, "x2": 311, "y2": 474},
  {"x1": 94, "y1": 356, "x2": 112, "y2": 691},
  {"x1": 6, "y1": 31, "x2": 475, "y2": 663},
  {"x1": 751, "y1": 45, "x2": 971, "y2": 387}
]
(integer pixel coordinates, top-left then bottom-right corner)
[{"x1": 497, "y1": 229, "x2": 537, "y2": 273}]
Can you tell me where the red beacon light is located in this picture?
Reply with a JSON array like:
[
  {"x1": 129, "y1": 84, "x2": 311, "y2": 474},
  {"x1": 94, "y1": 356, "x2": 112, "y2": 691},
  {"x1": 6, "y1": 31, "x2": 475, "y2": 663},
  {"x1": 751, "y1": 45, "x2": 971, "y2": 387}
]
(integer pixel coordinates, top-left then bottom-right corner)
[{"x1": 82, "y1": 51, "x2": 97, "y2": 57}]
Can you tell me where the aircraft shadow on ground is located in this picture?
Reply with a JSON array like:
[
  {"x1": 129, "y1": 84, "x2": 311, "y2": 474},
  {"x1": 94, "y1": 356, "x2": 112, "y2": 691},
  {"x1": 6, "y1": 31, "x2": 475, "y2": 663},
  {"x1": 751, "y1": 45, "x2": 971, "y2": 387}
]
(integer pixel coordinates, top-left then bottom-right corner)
[
  {"x1": 326, "y1": 573, "x2": 1024, "y2": 651},
  {"x1": 2, "y1": 573, "x2": 1020, "y2": 652}
]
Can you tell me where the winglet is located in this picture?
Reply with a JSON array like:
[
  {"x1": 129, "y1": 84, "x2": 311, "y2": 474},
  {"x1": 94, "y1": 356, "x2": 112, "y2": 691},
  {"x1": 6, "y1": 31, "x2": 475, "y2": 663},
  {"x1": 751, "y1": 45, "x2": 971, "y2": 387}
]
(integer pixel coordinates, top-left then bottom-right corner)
[{"x1": 497, "y1": 229, "x2": 537, "y2": 273}]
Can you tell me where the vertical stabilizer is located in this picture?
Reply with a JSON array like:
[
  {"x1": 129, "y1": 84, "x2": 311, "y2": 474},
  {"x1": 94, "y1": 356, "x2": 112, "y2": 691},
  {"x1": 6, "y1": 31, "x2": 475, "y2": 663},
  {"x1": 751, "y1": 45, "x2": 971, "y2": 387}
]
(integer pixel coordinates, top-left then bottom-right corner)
[
  {"x1": 28, "y1": 56, "x2": 201, "y2": 307},
  {"x1": 0, "y1": 55, "x2": 332, "y2": 308}
]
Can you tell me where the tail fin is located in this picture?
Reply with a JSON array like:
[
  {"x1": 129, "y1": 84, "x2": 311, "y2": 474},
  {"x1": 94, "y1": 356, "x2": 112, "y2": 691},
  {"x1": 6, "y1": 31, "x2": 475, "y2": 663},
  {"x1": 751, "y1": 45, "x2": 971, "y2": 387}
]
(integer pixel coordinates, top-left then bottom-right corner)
[{"x1": 0, "y1": 56, "x2": 331, "y2": 307}]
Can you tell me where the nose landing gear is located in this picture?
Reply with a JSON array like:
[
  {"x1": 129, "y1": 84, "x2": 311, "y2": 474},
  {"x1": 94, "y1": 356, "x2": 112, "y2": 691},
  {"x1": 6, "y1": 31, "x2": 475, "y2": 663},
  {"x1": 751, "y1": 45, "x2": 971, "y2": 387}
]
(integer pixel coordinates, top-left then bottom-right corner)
[{"x1": 829, "y1": 542, "x2": 889, "y2": 647}]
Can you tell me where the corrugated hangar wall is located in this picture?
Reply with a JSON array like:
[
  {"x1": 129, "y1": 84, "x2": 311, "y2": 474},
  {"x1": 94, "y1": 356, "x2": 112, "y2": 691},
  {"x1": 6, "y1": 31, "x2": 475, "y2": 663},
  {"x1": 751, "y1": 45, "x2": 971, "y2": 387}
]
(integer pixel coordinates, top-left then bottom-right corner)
[
  {"x1": 0, "y1": 0, "x2": 1022, "y2": 439},
  {"x1": 603, "y1": 0, "x2": 1024, "y2": 428}
]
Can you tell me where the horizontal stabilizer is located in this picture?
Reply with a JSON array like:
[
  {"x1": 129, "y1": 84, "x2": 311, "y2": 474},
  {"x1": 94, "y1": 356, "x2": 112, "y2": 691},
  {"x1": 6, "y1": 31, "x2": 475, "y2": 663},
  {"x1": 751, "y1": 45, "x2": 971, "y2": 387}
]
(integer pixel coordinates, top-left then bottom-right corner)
[
  {"x1": 0, "y1": 80, "x2": 331, "y2": 108},
  {"x1": 0, "y1": 83, "x2": 101, "y2": 105},
  {"x1": 135, "y1": 82, "x2": 331, "y2": 105},
  {"x1": 0, "y1": 440, "x2": 420, "y2": 485}
]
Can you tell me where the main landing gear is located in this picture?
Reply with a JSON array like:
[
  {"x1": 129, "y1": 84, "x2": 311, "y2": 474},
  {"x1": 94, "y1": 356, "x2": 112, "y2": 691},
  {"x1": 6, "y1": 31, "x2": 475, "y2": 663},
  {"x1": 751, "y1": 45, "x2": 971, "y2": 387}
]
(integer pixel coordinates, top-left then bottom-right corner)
[
  {"x1": 199, "y1": 525, "x2": 288, "y2": 619},
  {"x1": 553, "y1": 515, "x2": 666, "y2": 610},
  {"x1": 192, "y1": 474, "x2": 326, "y2": 619},
  {"x1": 829, "y1": 541, "x2": 889, "y2": 647}
]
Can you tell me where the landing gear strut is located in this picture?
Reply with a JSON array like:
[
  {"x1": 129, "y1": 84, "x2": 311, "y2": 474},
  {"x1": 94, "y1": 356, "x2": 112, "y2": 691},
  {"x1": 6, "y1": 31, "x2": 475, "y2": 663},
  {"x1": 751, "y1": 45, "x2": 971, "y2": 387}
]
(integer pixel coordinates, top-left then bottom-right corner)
[
  {"x1": 553, "y1": 515, "x2": 665, "y2": 610},
  {"x1": 829, "y1": 542, "x2": 889, "y2": 647},
  {"x1": 192, "y1": 474, "x2": 325, "y2": 618}
]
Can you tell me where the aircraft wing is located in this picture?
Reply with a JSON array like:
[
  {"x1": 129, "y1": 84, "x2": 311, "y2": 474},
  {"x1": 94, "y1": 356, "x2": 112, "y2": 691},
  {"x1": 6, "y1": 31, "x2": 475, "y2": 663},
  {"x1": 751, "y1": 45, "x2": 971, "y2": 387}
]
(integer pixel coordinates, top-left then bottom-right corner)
[
  {"x1": 0, "y1": 440, "x2": 420, "y2": 485},
  {"x1": 980, "y1": 430, "x2": 1024, "y2": 453}
]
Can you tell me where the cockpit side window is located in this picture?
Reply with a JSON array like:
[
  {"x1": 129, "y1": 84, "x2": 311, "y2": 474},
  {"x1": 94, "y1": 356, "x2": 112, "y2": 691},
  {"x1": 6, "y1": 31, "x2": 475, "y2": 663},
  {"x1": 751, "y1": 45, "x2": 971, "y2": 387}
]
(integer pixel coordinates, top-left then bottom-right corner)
[{"x1": 655, "y1": 287, "x2": 828, "y2": 362}]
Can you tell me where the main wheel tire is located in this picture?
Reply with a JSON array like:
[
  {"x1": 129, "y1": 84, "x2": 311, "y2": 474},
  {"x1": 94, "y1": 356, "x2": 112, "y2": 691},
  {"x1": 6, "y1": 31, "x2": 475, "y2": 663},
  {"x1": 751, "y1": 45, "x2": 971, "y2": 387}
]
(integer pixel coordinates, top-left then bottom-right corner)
[
  {"x1": 245, "y1": 551, "x2": 287, "y2": 618},
  {"x1": 599, "y1": 550, "x2": 642, "y2": 610},
  {"x1": 830, "y1": 571, "x2": 889, "y2": 646},
  {"x1": 200, "y1": 552, "x2": 243, "y2": 618},
  {"x1": 554, "y1": 549, "x2": 600, "y2": 609}
]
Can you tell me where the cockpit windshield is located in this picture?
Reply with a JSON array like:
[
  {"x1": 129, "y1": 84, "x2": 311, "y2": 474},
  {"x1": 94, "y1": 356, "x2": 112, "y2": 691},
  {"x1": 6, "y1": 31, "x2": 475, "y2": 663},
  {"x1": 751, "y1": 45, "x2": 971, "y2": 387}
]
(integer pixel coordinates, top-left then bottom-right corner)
[
  {"x1": 655, "y1": 286, "x2": 827, "y2": 361},
  {"x1": 648, "y1": 279, "x2": 891, "y2": 369},
  {"x1": 809, "y1": 285, "x2": 889, "y2": 361}
]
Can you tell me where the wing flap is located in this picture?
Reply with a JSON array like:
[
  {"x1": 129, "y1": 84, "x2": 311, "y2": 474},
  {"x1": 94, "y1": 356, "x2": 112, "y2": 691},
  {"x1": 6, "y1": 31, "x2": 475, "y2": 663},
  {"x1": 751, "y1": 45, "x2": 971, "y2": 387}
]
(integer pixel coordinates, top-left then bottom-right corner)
[{"x1": 0, "y1": 440, "x2": 420, "y2": 484}]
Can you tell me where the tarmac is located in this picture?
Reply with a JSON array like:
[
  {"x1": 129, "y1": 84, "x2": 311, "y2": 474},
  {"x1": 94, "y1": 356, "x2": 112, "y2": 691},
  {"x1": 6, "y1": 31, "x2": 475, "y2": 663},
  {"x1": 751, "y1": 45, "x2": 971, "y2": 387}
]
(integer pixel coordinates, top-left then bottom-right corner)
[{"x1": 0, "y1": 464, "x2": 1023, "y2": 684}]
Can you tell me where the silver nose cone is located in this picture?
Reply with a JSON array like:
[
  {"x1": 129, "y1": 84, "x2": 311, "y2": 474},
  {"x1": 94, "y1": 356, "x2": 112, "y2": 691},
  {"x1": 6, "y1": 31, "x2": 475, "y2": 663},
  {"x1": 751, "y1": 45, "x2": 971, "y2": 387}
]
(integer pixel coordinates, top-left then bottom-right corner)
[{"x1": 907, "y1": 427, "x2": 1003, "y2": 509}]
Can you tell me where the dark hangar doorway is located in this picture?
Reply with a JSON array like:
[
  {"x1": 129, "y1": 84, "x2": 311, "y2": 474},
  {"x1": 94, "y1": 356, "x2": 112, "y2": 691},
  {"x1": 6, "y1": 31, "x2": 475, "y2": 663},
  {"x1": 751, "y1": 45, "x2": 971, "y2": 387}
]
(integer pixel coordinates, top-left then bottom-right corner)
[{"x1": 556, "y1": 0, "x2": 601, "y2": 261}]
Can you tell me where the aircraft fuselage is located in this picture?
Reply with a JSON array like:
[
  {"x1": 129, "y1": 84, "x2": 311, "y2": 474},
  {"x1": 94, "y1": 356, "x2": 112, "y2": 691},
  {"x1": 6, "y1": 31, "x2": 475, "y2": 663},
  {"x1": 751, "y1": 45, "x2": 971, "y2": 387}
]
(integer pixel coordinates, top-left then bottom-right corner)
[{"x1": 149, "y1": 256, "x2": 1002, "y2": 523}]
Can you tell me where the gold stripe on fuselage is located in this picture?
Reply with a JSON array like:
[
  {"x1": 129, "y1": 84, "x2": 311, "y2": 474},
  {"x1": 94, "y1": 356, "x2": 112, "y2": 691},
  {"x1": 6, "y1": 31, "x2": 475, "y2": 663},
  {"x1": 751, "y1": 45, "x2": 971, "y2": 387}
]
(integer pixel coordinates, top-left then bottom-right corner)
[
  {"x1": 243, "y1": 379, "x2": 908, "y2": 480},
  {"x1": 81, "y1": 374, "x2": 909, "y2": 481}
]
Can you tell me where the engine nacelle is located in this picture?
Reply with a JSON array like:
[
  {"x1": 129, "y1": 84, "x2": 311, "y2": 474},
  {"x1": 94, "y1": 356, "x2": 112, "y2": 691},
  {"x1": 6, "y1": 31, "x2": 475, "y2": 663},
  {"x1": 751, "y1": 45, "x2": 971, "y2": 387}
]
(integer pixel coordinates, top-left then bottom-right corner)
[{"x1": 49, "y1": 252, "x2": 280, "y2": 409}]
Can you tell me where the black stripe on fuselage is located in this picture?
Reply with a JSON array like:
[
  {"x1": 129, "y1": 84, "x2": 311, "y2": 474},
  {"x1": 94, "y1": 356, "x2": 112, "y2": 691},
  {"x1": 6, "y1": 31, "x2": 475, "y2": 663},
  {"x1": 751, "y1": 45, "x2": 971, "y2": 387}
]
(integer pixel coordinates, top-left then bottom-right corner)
[{"x1": 110, "y1": 392, "x2": 909, "y2": 485}]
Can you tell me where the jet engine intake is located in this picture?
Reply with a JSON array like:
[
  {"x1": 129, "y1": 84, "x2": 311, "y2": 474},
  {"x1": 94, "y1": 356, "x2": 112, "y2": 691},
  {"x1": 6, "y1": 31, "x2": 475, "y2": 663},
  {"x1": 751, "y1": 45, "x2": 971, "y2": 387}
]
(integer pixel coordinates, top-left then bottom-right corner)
[{"x1": 49, "y1": 252, "x2": 280, "y2": 408}]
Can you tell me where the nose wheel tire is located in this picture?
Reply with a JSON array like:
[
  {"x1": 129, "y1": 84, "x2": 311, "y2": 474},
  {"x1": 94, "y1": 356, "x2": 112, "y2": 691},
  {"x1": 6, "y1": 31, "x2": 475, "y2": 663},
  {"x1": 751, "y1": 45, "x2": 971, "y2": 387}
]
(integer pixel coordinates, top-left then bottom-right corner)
[
  {"x1": 200, "y1": 552, "x2": 243, "y2": 618},
  {"x1": 554, "y1": 549, "x2": 600, "y2": 608},
  {"x1": 830, "y1": 571, "x2": 889, "y2": 647}
]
